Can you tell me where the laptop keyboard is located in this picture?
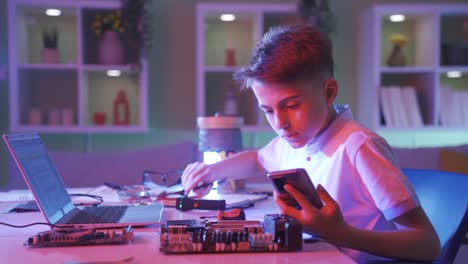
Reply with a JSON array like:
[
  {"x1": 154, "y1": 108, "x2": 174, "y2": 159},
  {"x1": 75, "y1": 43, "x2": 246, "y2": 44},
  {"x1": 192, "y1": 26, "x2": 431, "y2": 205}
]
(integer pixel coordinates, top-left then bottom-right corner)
[{"x1": 70, "y1": 206, "x2": 128, "y2": 224}]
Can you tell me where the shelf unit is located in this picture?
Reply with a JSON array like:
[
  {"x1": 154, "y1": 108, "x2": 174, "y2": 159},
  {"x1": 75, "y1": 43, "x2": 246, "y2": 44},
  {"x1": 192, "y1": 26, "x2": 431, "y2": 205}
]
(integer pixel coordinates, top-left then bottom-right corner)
[
  {"x1": 358, "y1": 4, "x2": 468, "y2": 131},
  {"x1": 196, "y1": 3, "x2": 299, "y2": 131},
  {"x1": 8, "y1": 0, "x2": 148, "y2": 133}
]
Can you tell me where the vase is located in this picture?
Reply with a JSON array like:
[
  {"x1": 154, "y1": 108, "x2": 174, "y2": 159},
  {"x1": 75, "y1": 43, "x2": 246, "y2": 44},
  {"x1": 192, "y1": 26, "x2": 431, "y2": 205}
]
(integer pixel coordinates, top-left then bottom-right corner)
[
  {"x1": 93, "y1": 112, "x2": 106, "y2": 125},
  {"x1": 98, "y1": 30, "x2": 124, "y2": 65},
  {"x1": 41, "y1": 48, "x2": 60, "y2": 64},
  {"x1": 387, "y1": 44, "x2": 406, "y2": 67},
  {"x1": 225, "y1": 48, "x2": 236, "y2": 66}
]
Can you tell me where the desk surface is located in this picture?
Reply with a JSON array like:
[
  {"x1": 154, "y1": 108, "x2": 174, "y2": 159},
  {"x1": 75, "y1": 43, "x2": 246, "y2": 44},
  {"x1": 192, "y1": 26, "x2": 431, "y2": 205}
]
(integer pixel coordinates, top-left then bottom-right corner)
[{"x1": 0, "y1": 187, "x2": 356, "y2": 264}]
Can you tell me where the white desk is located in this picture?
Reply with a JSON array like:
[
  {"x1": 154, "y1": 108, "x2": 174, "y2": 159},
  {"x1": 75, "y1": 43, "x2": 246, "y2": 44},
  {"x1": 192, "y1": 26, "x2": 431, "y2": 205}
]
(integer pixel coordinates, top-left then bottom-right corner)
[{"x1": 0, "y1": 188, "x2": 356, "y2": 264}]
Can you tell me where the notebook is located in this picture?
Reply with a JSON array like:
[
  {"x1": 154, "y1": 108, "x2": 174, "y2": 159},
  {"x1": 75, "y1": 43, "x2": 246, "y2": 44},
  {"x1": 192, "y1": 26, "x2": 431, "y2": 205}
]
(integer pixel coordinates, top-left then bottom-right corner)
[{"x1": 3, "y1": 132, "x2": 163, "y2": 228}]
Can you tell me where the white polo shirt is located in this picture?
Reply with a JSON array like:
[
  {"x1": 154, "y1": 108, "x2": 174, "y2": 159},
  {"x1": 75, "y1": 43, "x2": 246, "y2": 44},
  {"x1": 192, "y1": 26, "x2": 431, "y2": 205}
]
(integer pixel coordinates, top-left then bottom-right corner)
[{"x1": 258, "y1": 104, "x2": 420, "y2": 262}]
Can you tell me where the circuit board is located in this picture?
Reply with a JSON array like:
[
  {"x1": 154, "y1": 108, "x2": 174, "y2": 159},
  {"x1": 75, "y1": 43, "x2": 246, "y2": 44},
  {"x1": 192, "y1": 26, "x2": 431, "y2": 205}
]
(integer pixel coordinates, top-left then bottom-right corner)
[
  {"x1": 25, "y1": 226, "x2": 134, "y2": 247},
  {"x1": 159, "y1": 214, "x2": 303, "y2": 254}
]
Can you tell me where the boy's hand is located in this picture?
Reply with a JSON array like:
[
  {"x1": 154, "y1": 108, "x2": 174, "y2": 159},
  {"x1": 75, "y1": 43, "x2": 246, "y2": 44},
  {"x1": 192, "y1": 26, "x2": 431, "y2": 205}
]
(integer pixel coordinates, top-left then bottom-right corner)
[
  {"x1": 181, "y1": 161, "x2": 215, "y2": 197},
  {"x1": 275, "y1": 183, "x2": 347, "y2": 242}
]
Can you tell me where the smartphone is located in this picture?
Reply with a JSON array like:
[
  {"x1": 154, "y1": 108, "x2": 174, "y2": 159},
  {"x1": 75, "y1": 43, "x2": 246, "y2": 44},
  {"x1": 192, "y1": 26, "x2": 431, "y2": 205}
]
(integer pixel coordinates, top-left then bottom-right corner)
[{"x1": 267, "y1": 168, "x2": 323, "y2": 209}]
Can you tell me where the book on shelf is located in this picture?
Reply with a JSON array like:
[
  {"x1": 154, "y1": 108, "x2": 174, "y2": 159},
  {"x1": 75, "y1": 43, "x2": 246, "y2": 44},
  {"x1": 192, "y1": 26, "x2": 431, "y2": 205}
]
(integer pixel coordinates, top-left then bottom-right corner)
[
  {"x1": 440, "y1": 86, "x2": 466, "y2": 126},
  {"x1": 380, "y1": 88, "x2": 394, "y2": 127},
  {"x1": 462, "y1": 91, "x2": 468, "y2": 127},
  {"x1": 380, "y1": 85, "x2": 423, "y2": 127},
  {"x1": 401, "y1": 86, "x2": 423, "y2": 127}
]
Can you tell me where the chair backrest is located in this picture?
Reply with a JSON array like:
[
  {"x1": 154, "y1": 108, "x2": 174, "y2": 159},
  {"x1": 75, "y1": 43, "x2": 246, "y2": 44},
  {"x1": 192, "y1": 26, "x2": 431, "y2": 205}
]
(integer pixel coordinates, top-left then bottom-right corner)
[{"x1": 402, "y1": 168, "x2": 468, "y2": 262}]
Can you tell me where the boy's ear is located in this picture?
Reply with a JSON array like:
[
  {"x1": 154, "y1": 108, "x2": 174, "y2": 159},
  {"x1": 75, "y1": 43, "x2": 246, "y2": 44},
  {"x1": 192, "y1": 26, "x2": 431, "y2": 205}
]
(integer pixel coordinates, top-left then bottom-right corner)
[{"x1": 323, "y1": 78, "x2": 338, "y2": 104}]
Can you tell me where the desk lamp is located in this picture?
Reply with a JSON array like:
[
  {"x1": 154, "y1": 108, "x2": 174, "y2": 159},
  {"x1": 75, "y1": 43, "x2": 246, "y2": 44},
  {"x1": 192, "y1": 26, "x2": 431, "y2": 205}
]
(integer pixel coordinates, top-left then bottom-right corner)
[{"x1": 197, "y1": 114, "x2": 244, "y2": 193}]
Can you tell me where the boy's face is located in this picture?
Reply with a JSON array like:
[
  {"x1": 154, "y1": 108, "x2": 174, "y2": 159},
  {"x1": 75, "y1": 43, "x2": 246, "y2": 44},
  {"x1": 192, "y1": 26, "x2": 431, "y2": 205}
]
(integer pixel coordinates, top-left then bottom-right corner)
[{"x1": 251, "y1": 78, "x2": 337, "y2": 149}]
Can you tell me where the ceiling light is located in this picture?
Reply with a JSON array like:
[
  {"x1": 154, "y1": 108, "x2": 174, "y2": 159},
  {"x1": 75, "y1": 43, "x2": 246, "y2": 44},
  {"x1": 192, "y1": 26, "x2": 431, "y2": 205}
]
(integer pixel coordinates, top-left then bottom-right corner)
[
  {"x1": 106, "y1": 70, "x2": 121, "y2": 77},
  {"x1": 45, "y1": 9, "x2": 61, "y2": 17},
  {"x1": 220, "y1": 14, "x2": 235, "y2": 22},
  {"x1": 446, "y1": 71, "x2": 462, "y2": 78},
  {"x1": 389, "y1": 14, "x2": 405, "y2": 22}
]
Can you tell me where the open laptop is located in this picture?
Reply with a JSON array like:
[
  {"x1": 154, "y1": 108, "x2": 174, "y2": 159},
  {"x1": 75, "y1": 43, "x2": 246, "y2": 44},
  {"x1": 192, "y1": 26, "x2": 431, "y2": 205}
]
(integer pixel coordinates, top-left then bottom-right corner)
[{"x1": 3, "y1": 132, "x2": 163, "y2": 228}]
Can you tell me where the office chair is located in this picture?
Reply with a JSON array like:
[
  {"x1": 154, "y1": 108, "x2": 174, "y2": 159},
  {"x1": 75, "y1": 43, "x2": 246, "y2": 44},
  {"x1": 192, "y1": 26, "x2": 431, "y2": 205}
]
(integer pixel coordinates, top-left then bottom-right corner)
[
  {"x1": 401, "y1": 168, "x2": 468, "y2": 264},
  {"x1": 365, "y1": 168, "x2": 467, "y2": 264}
]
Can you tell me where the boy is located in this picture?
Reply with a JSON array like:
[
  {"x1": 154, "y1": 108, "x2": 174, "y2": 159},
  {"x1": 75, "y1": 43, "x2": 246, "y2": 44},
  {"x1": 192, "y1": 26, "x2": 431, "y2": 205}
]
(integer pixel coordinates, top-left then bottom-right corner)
[{"x1": 181, "y1": 25, "x2": 440, "y2": 262}]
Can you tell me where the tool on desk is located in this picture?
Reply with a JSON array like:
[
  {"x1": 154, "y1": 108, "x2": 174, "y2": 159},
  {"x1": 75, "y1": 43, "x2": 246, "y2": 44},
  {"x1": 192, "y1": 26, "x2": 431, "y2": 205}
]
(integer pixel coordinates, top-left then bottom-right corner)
[
  {"x1": 154, "y1": 182, "x2": 213, "y2": 200},
  {"x1": 142, "y1": 169, "x2": 183, "y2": 187},
  {"x1": 8, "y1": 194, "x2": 103, "y2": 213},
  {"x1": 103, "y1": 182, "x2": 125, "y2": 191},
  {"x1": 200, "y1": 208, "x2": 246, "y2": 220},
  {"x1": 176, "y1": 196, "x2": 226, "y2": 211}
]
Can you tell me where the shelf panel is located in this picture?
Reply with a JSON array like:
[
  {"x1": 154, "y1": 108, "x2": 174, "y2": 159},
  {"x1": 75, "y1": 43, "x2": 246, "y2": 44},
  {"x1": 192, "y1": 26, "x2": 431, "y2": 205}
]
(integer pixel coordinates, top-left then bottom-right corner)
[
  {"x1": 439, "y1": 72, "x2": 468, "y2": 127},
  {"x1": 19, "y1": 63, "x2": 78, "y2": 70},
  {"x1": 380, "y1": 66, "x2": 434, "y2": 73},
  {"x1": 82, "y1": 8, "x2": 140, "y2": 65},
  {"x1": 204, "y1": 65, "x2": 242, "y2": 73},
  {"x1": 82, "y1": 64, "x2": 142, "y2": 73},
  {"x1": 380, "y1": 13, "x2": 436, "y2": 67},
  {"x1": 17, "y1": 68, "x2": 78, "y2": 127},
  {"x1": 204, "y1": 11, "x2": 256, "y2": 67},
  {"x1": 15, "y1": 6, "x2": 77, "y2": 64},
  {"x1": 380, "y1": 72, "x2": 436, "y2": 126},
  {"x1": 439, "y1": 66, "x2": 468, "y2": 73},
  {"x1": 440, "y1": 14, "x2": 468, "y2": 66},
  {"x1": 9, "y1": 0, "x2": 147, "y2": 134},
  {"x1": 13, "y1": 125, "x2": 147, "y2": 133},
  {"x1": 83, "y1": 71, "x2": 141, "y2": 127},
  {"x1": 204, "y1": 71, "x2": 265, "y2": 126}
]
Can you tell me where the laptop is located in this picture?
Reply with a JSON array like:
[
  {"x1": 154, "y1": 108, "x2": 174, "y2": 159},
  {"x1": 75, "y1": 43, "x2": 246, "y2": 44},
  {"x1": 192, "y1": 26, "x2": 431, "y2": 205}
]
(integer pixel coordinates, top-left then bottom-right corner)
[{"x1": 3, "y1": 132, "x2": 163, "y2": 228}]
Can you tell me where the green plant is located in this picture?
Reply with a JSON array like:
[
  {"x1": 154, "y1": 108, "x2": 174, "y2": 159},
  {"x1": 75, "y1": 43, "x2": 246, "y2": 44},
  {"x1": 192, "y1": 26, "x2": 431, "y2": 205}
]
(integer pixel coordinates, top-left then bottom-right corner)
[
  {"x1": 299, "y1": 0, "x2": 336, "y2": 34},
  {"x1": 91, "y1": 11, "x2": 125, "y2": 36},
  {"x1": 121, "y1": 0, "x2": 151, "y2": 54},
  {"x1": 42, "y1": 27, "x2": 58, "y2": 49}
]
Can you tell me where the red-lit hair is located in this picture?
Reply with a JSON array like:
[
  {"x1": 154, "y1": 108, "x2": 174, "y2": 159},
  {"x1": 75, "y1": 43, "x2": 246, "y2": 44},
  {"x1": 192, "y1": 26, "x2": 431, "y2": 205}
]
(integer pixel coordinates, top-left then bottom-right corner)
[{"x1": 234, "y1": 24, "x2": 334, "y2": 90}]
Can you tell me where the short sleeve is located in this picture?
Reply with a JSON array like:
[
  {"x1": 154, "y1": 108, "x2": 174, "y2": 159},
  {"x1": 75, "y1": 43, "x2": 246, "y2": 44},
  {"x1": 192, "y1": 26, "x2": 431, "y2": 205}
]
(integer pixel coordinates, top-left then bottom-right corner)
[{"x1": 354, "y1": 137, "x2": 420, "y2": 220}]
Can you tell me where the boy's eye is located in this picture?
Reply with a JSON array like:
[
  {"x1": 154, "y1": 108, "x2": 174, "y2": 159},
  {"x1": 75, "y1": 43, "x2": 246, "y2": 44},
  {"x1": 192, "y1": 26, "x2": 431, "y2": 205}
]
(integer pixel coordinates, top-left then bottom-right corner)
[
  {"x1": 263, "y1": 109, "x2": 273, "y2": 115},
  {"x1": 286, "y1": 103, "x2": 299, "y2": 109}
]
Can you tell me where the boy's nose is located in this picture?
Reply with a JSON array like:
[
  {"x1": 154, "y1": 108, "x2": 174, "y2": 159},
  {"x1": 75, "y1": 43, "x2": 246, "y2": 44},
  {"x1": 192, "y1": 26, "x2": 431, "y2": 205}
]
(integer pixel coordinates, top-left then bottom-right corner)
[{"x1": 274, "y1": 112, "x2": 290, "y2": 130}]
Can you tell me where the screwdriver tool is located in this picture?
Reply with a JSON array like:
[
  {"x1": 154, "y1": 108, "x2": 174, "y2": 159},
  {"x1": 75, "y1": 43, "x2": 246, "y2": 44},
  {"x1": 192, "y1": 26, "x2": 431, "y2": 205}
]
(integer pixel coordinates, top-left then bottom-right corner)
[{"x1": 175, "y1": 196, "x2": 226, "y2": 211}]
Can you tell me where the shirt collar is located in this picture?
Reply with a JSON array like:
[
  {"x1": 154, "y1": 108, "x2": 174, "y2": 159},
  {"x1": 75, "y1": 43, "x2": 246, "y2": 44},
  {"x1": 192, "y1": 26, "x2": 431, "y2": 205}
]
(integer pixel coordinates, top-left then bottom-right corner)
[{"x1": 306, "y1": 104, "x2": 353, "y2": 154}]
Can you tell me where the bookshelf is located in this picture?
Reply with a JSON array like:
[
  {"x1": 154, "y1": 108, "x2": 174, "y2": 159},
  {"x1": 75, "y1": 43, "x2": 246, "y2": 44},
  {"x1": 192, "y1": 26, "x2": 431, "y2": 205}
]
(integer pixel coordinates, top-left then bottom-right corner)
[
  {"x1": 8, "y1": 0, "x2": 148, "y2": 133},
  {"x1": 358, "y1": 3, "x2": 468, "y2": 131}
]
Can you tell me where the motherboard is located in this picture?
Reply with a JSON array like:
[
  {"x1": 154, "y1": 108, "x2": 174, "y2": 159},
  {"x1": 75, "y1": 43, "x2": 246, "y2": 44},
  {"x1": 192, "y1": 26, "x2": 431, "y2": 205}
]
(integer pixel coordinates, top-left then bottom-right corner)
[{"x1": 159, "y1": 214, "x2": 303, "y2": 254}]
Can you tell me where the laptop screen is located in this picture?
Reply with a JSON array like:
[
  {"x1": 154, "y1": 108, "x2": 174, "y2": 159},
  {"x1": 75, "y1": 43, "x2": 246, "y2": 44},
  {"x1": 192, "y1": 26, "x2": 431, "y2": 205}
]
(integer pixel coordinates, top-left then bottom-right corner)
[{"x1": 5, "y1": 133, "x2": 73, "y2": 220}]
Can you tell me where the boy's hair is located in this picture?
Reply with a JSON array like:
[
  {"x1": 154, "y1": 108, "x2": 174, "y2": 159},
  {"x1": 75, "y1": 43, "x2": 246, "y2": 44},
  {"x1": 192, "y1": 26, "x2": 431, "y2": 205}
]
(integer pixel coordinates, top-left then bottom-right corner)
[{"x1": 234, "y1": 24, "x2": 334, "y2": 90}]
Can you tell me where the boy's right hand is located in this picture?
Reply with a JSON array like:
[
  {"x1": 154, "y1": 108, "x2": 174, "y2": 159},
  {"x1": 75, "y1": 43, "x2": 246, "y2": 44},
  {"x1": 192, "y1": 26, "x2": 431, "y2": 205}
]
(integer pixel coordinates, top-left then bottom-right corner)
[{"x1": 181, "y1": 161, "x2": 215, "y2": 197}]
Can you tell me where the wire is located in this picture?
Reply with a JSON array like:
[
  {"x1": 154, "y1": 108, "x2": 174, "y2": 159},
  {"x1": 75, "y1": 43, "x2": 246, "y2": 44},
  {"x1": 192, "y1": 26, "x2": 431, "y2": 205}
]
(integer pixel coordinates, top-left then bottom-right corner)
[
  {"x1": 69, "y1": 193, "x2": 103, "y2": 206},
  {"x1": 0, "y1": 222, "x2": 69, "y2": 228}
]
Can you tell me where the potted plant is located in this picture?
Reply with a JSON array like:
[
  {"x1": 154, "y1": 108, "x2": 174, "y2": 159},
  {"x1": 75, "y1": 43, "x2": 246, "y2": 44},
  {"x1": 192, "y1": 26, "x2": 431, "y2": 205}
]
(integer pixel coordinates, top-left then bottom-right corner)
[
  {"x1": 121, "y1": 0, "x2": 151, "y2": 66},
  {"x1": 299, "y1": 0, "x2": 336, "y2": 34},
  {"x1": 41, "y1": 26, "x2": 60, "y2": 63},
  {"x1": 387, "y1": 33, "x2": 408, "y2": 67},
  {"x1": 91, "y1": 10, "x2": 125, "y2": 65}
]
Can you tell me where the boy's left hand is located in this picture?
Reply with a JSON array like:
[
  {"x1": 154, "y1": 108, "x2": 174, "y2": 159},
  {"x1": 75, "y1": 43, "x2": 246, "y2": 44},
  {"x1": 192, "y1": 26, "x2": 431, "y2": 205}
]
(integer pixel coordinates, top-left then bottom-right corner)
[{"x1": 275, "y1": 184, "x2": 348, "y2": 242}]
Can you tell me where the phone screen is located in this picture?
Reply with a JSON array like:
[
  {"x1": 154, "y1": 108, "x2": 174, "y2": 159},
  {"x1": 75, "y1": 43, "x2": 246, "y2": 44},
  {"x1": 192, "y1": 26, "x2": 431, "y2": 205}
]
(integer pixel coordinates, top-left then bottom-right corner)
[{"x1": 267, "y1": 168, "x2": 323, "y2": 209}]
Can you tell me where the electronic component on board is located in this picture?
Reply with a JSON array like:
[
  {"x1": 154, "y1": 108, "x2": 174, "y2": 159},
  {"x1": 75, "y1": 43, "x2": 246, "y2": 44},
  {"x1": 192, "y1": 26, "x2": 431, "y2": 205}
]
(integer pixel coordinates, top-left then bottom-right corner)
[
  {"x1": 263, "y1": 214, "x2": 303, "y2": 251},
  {"x1": 25, "y1": 226, "x2": 134, "y2": 247},
  {"x1": 159, "y1": 214, "x2": 303, "y2": 254}
]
